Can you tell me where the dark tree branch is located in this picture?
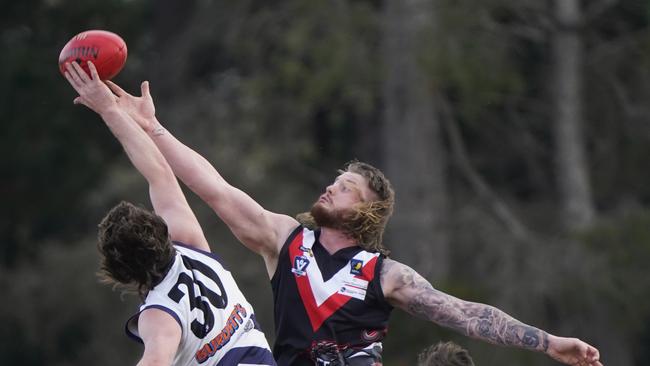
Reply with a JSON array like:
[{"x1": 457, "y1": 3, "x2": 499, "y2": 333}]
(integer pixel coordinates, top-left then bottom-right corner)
[
  {"x1": 479, "y1": 12, "x2": 547, "y2": 43},
  {"x1": 584, "y1": 0, "x2": 619, "y2": 24},
  {"x1": 437, "y1": 95, "x2": 531, "y2": 242},
  {"x1": 477, "y1": 5, "x2": 552, "y2": 43},
  {"x1": 606, "y1": 74, "x2": 650, "y2": 120}
]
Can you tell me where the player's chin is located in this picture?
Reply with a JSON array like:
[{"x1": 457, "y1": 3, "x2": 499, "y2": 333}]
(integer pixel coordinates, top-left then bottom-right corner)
[
  {"x1": 311, "y1": 201, "x2": 334, "y2": 222},
  {"x1": 314, "y1": 200, "x2": 328, "y2": 209}
]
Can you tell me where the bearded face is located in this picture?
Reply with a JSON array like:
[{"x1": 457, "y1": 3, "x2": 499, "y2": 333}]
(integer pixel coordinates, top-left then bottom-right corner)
[
  {"x1": 310, "y1": 200, "x2": 354, "y2": 230},
  {"x1": 305, "y1": 195, "x2": 391, "y2": 255}
]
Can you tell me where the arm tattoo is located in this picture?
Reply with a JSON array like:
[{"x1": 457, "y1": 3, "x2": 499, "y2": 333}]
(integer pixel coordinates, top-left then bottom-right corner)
[
  {"x1": 150, "y1": 123, "x2": 166, "y2": 136},
  {"x1": 384, "y1": 261, "x2": 549, "y2": 352}
]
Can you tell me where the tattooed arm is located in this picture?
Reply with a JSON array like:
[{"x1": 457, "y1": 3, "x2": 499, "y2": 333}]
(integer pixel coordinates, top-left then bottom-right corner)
[
  {"x1": 380, "y1": 258, "x2": 548, "y2": 350},
  {"x1": 381, "y1": 258, "x2": 603, "y2": 365}
]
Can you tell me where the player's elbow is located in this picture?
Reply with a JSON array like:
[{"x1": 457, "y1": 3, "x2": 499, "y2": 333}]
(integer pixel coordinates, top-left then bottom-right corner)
[{"x1": 232, "y1": 222, "x2": 279, "y2": 257}]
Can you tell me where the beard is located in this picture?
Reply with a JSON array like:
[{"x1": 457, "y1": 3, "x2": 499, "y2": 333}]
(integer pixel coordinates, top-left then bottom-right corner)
[
  {"x1": 298, "y1": 198, "x2": 391, "y2": 256},
  {"x1": 310, "y1": 201, "x2": 353, "y2": 230}
]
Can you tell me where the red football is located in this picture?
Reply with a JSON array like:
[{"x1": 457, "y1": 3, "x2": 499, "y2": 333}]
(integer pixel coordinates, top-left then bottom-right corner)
[{"x1": 58, "y1": 30, "x2": 127, "y2": 80}]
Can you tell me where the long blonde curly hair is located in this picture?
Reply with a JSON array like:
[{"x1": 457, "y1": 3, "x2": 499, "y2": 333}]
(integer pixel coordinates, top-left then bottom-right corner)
[{"x1": 297, "y1": 161, "x2": 395, "y2": 256}]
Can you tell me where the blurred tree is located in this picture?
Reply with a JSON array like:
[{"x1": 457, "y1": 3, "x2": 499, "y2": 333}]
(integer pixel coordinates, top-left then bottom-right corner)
[
  {"x1": 0, "y1": 0, "x2": 151, "y2": 266},
  {"x1": 0, "y1": 240, "x2": 140, "y2": 366},
  {"x1": 382, "y1": 0, "x2": 450, "y2": 282},
  {"x1": 577, "y1": 209, "x2": 650, "y2": 365},
  {"x1": 1, "y1": 0, "x2": 154, "y2": 364},
  {"x1": 552, "y1": 0, "x2": 595, "y2": 231}
]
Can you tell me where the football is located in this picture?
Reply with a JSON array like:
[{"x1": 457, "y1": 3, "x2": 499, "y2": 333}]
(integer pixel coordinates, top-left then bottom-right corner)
[{"x1": 58, "y1": 30, "x2": 127, "y2": 80}]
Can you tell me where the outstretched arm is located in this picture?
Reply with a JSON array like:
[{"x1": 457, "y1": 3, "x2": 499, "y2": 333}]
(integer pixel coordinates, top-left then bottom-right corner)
[
  {"x1": 104, "y1": 80, "x2": 298, "y2": 276},
  {"x1": 64, "y1": 61, "x2": 210, "y2": 252},
  {"x1": 381, "y1": 259, "x2": 603, "y2": 366}
]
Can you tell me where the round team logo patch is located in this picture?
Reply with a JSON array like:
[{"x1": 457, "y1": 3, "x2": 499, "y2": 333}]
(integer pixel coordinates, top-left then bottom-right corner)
[{"x1": 361, "y1": 329, "x2": 383, "y2": 342}]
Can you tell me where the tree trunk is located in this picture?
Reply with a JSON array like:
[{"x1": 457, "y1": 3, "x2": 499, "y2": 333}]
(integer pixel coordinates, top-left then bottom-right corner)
[
  {"x1": 381, "y1": 0, "x2": 449, "y2": 281},
  {"x1": 552, "y1": 0, "x2": 595, "y2": 231}
]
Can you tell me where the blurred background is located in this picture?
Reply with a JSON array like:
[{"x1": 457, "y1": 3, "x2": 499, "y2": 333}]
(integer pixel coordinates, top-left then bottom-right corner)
[{"x1": 2, "y1": 0, "x2": 650, "y2": 365}]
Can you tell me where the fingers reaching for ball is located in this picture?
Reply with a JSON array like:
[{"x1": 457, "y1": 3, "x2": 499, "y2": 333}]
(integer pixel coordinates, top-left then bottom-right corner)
[
  {"x1": 63, "y1": 60, "x2": 119, "y2": 114},
  {"x1": 64, "y1": 61, "x2": 94, "y2": 91},
  {"x1": 72, "y1": 61, "x2": 91, "y2": 82},
  {"x1": 105, "y1": 80, "x2": 127, "y2": 97},
  {"x1": 63, "y1": 62, "x2": 84, "y2": 93},
  {"x1": 87, "y1": 61, "x2": 101, "y2": 81}
]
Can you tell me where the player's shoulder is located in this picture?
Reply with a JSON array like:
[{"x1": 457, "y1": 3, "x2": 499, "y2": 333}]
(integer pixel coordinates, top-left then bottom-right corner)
[
  {"x1": 174, "y1": 241, "x2": 217, "y2": 258},
  {"x1": 379, "y1": 257, "x2": 410, "y2": 276},
  {"x1": 379, "y1": 258, "x2": 418, "y2": 294},
  {"x1": 172, "y1": 242, "x2": 231, "y2": 272}
]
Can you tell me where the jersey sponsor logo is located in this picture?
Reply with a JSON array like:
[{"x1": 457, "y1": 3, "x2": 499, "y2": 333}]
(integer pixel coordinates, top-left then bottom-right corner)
[
  {"x1": 244, "y1": 318, "x2": 254, "y2": 332},
  {"x1": 195, "y1": 303, "x2": 247, "y2": 364},
  {"x1": 338, "y1": 285, "x2": 366, "y2": 300},
  {"x1": 350, "y1": 259, "x2": 363, "y2": 275},
  {"x1": 339, "y1": 277, "x2": 369, "y2": 300},
  {"x1": 291, "y1": 255, "x2": 310, "y2": 276},
  {"x1": 338, "y1": 286, "x2": 366, "y2": 300}
]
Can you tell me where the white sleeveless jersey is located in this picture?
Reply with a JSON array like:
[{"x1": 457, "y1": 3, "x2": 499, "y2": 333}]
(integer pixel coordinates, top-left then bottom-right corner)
[{"x1": 126, "y1": 243, "x2": 275, "y2": 366}]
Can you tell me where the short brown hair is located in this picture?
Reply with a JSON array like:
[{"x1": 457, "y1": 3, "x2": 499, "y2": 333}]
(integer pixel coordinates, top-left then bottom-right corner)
[
  {"x1": 418, "y1": 342, "x2": 475, "y2": 366},
  {"x1": 97, "y1": 201, "x2": 175, "y2": 298},
  {"x1": 298, "y1": 160, "x2": 395, "y2": 256}
]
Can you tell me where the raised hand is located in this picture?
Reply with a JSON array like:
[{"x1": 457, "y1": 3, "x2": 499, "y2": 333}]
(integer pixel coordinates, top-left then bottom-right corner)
[
  {"x1": 64, "y1": 61, "x2": 116, "y2": 115},
  {"x1": 105, "y1": 80, "x2": 156, "y2": 131},
  {"x1": 547, "y1": 336, "x2": 603, "y2": 366}
]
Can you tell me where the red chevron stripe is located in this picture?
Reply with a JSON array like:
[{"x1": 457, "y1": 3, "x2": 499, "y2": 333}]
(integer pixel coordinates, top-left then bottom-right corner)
[{"x1": 289, "y1": 232, "x2": 378, "y2": 331}]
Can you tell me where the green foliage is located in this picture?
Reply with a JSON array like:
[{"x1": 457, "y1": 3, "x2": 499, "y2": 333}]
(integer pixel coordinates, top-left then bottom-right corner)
[
  {"x1": 0, "y1": 240, "x2": 140, "y2": 365},
  {"x1": 234, "y1": 0, "x2": 381, "y2": 164},
  {"x1": 420, "y1": 0, "x2": 525, "y2": 121},
  {"x1": 580, "y1": 211, "x2": 650, "y2": 331},
  {"x1": 569, "y1": 211, "x2": 650, "y2": 364},
  {"x1": 0, "y1": 0, "x2": 152, "y2": 266}
]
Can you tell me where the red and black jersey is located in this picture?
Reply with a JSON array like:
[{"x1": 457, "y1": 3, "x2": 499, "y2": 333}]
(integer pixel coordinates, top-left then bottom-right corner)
[{"x1": 270, "y1": 226, "x2": 393, "y2": 365}]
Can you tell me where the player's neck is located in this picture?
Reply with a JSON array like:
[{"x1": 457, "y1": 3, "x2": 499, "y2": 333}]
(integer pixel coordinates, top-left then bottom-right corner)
[{"x1": 319, "y1": 227, "x2": 357, "y2": 255}]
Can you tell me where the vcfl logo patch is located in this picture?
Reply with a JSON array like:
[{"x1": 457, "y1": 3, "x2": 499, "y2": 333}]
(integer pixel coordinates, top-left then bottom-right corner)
[{"x1": 291, "y1": 256, "x2": 310, "y2": 276}]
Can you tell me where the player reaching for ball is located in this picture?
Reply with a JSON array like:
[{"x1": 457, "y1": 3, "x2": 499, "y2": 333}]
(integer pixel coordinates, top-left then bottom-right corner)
[
  {"x1": 63, "y1": 61, "x2": 276, "y2": 366},
  {"x1": 96, "y1": 68, "x2": 603, "y2": 366}
]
